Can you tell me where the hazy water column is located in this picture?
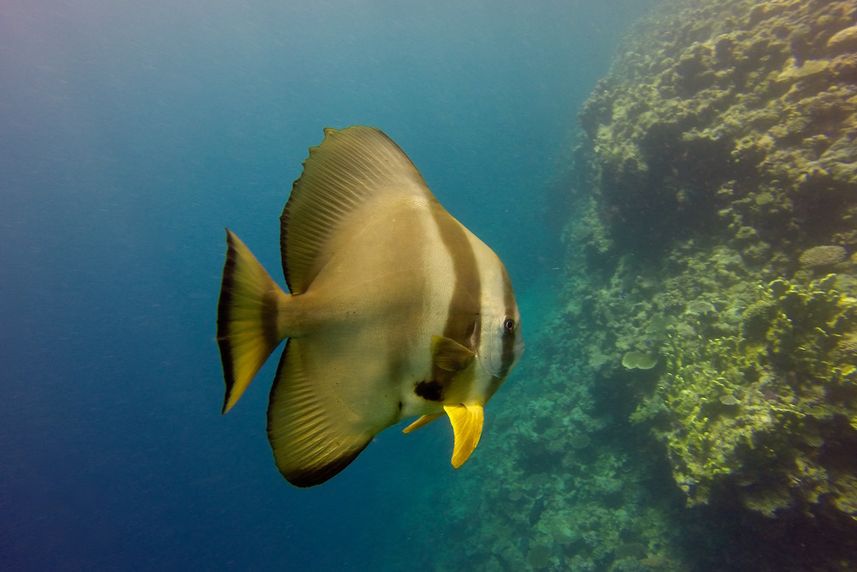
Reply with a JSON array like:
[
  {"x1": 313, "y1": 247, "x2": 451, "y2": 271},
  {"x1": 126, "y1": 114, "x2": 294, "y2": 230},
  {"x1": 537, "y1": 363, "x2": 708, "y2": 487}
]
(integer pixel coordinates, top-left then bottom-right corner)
[{"x1": 0, "y1": 1, "x2": 655, "y2": 569}]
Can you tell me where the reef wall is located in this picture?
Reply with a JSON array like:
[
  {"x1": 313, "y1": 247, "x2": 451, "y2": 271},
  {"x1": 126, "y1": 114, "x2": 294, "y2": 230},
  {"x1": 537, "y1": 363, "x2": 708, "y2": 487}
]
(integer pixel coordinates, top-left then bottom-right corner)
[{"x1": 571, "y1": 0, "x2": 857, "y2": 566}]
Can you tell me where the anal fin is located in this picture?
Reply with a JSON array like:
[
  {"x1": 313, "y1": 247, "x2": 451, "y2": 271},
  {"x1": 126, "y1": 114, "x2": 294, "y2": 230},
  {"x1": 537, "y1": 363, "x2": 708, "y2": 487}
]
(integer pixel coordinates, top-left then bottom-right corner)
[{"x1": 267, "y1": 339, "x2": 387, "y2": 487}]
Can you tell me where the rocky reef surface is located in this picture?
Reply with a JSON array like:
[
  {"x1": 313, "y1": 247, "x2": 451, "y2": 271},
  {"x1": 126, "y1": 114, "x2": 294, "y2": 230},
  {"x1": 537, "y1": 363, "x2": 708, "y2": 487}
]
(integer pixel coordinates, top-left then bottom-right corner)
[
  {"x1": 577, "y1": 0, "x2": 857, "y2": 522},
  {"x1": 418, "y1": 0, "x2": 857, "y2": 570},
  {"x1": 571, "y1": 0, "x2": 857, "y2": 566}
]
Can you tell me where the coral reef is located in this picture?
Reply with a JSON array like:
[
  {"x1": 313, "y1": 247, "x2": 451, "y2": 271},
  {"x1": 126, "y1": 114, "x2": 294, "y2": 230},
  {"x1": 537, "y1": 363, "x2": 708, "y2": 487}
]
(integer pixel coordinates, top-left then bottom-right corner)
[
  {"x1": 569, "y1": 0, "x2": 857, "y2": 567},
  {"x1": 579, "y1": 0, "x2": 857, "y2": 260},
  {"x1": 632, "y1": 270, "x2": 857, "y2": 515}
]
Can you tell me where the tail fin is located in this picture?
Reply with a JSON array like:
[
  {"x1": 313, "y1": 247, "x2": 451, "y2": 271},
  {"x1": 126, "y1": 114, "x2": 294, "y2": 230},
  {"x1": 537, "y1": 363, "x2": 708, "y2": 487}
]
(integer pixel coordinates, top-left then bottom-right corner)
[{"x1": 217, "y1": 229, "x2": 289, "y2": 414}]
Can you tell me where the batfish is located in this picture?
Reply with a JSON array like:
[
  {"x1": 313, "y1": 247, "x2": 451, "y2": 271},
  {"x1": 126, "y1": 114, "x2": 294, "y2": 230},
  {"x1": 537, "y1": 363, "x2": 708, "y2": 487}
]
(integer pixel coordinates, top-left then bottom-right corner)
[{"x1": 216, "y1": 126, "x2": 523, "y2": 487}]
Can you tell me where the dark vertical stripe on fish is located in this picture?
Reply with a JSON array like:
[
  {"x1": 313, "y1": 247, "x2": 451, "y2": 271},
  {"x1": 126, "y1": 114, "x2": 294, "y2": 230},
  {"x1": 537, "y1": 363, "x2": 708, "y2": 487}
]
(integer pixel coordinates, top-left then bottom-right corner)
[
  {"x1": 262, "y1": 290, "x2": 282, "y2": 349},
  {"x1": 217, "y1": 232, "x2": 238, "y2": 413},
  {"x1": 498, "y1": 265, "x2": 516, "y2": 378},
  {"x1": 428, "y1": 201, "x2": 481, "y2": 385}
]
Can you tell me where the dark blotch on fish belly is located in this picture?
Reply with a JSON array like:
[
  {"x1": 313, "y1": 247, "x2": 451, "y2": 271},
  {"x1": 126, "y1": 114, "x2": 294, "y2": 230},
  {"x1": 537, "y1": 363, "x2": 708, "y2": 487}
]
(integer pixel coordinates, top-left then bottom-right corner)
[{"x1": 414, "y1": 380, "x2": 444, "y2": 401}]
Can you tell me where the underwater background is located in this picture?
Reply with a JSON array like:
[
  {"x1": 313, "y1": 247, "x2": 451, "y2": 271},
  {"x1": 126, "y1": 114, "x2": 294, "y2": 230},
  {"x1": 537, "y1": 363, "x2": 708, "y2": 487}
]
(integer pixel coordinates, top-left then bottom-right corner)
[{"x1": 4, "y1": 0, "x2": 857, "y2": 571}]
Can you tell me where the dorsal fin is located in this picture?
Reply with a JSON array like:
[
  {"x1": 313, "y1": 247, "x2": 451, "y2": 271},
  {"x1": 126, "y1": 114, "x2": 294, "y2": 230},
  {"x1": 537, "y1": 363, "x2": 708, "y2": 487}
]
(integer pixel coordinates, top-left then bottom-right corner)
[{"x1": 280, "y1": 126, "x2": 434, "y2": 294}]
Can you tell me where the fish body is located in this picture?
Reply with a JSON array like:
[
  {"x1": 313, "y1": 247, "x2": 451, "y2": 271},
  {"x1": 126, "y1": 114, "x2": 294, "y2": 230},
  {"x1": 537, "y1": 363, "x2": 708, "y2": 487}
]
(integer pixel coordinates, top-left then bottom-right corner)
[{"x1": 216, "y1": 126, "x2": 523, "y2": 487}]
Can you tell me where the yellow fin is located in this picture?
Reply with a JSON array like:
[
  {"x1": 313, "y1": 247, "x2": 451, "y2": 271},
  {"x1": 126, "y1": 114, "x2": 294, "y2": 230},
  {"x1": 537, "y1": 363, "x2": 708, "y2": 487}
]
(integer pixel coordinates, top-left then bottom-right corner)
[
  {"x1": 443, "y1": 403, "x2": 484, "y2": 468},
  {"x1": 402, "y1": 413, "x2": 442, "y2": 434},
  {"x1": 432, "y1": 335, "x2": 475, "y2": 372},
  {"x1": 217, "y1": 229, "x2": 288, "y2": 414},
  {"x1": 268, "y1": 339, "x2": 378, "y2": 487}
]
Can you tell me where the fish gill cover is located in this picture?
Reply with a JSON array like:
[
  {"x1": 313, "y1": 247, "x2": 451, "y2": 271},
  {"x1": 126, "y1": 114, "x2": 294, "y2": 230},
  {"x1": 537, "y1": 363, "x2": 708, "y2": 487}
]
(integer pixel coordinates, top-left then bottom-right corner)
[{"x1": 410, "y1": 0, "x2": 857, "y2": 570}]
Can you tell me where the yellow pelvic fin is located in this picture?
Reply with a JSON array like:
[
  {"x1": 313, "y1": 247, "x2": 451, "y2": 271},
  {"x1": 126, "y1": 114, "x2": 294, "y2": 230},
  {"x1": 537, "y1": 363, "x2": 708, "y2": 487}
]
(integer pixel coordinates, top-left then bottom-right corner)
[
  {"x1": 217, "y1": 229, "x2": 289, "y2": 414},
  {"x1": 402, "y1": 413, "x2": 442, "y2": 434},
  {"x1": 443, "y1": 403, "x2": 484, "y2": 469}
]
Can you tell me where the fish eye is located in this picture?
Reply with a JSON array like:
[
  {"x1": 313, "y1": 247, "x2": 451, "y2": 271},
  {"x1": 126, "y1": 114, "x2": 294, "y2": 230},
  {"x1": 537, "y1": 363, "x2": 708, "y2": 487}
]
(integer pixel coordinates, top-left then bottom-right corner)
[{"x1": 503, "y1": 317, "x2": 515, "y2": 333}]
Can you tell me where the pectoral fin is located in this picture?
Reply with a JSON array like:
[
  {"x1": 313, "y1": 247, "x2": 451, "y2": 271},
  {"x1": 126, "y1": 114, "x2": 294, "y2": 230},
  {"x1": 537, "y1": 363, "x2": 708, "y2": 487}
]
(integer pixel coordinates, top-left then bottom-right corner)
[
  {"x1": 443, "y1": 402, "x2": 484, "y2": 469},
  {"x1": 432, "y1": 335, "x2": 475, "y2": 372}
]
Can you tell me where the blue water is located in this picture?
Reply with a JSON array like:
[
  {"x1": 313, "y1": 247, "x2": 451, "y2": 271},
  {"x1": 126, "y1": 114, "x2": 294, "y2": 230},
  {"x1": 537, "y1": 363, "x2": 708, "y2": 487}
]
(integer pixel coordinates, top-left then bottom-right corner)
[{"x1": 1, "y1": 1, "x2": 654, "y2": 569}]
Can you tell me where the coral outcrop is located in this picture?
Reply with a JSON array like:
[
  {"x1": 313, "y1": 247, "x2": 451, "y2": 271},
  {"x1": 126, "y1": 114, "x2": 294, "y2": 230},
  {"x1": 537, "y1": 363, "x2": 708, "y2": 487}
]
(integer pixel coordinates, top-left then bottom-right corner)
[{"x1": 799, "y1": 244, "x2": 848, "y2": 268}]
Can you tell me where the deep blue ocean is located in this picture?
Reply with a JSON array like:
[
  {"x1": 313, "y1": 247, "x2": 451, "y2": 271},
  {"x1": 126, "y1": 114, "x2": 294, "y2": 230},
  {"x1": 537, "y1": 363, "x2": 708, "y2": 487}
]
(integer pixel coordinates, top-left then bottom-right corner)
[{"x1": 2, "y1": 2, "x2": 655, "y2": 569}]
